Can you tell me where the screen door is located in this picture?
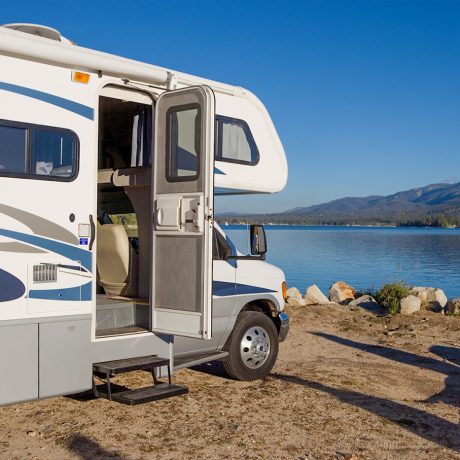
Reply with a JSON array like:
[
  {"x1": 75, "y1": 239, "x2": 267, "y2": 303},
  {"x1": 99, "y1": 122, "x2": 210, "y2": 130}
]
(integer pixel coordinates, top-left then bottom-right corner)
[{"x1": 152, "y1": 86, "x2": 215, "y2": 339}]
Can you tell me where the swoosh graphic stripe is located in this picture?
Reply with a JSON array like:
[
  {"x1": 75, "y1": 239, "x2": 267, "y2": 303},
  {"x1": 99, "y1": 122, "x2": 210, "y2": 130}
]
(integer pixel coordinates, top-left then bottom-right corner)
[
  {"x1": 0, "y1": 82, "x2": 94, "y2": 120},
  {"x1": 213, "y1": 281, "x2": 276, "y2": 297},
  {"x1": 29, "y1": 281, "x2": 92, "y2": 301},
  {"x1": 0, "y1": 203, "x2": 78, "y2": 245},
  {"x1": 0, "y1": 228, "x2": 92, "y2": 272}
]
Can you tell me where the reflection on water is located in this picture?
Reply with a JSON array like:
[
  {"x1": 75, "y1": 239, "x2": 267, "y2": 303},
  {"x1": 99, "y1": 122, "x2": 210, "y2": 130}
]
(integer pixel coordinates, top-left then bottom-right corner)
[{"x1": 225, "y1": 226, "x2": 460, "y2": 298}]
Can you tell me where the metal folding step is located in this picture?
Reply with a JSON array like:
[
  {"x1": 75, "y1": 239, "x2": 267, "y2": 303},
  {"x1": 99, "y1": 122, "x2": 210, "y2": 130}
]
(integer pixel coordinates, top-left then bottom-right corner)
[
  {"x1": 92, "y1": 355, "x2": 188, "y2": 404},
  {"x1": 111, "y1": 383, "x2": 188, "y2": 405}
]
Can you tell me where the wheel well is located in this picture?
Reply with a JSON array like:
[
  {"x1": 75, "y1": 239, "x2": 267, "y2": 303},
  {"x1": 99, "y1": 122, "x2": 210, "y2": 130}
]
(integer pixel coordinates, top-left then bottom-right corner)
[{"x1": 240, "y1": 300, "x2": 281, "y2": 332}]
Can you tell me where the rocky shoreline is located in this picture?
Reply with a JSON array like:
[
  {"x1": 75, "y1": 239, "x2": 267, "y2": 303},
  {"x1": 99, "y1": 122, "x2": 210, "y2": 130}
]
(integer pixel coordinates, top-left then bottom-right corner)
[{"x1": 286, "y1": 281, "x2": 460, "y2": 316}]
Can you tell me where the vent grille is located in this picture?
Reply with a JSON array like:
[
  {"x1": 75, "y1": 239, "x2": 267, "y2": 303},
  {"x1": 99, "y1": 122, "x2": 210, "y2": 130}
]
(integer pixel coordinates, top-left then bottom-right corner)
[{"x1": 33, "y1": 264, "x2": 57, "y2": 283}]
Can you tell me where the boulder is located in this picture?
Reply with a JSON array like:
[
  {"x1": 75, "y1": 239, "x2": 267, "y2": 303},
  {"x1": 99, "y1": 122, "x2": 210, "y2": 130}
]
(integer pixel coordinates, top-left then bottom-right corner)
[
  {"x1": 400, "y1": 295, "x2": 421, "y2": 315},
  {"x1": 286, "y1": 296, "x2": 306, "y2": 307},
  {"x1": 410, "y1": 287, "x2": 447, "y2": 312},
  {"x1": 349, "y1": 295, "x2": 381, "y2": 313},
  {"x1": 286, "y1": 287, "x2": 302, "y2": 300},
  {"x1": 328, "y1": 281, "x2": 357, "y2": 304},
  {"x1": 285, "y1": 287, "x2": 306, "y2": 307},
  {"x1": 426, "y1": 288, "x2": 448, "y2": 312},
  {"x1": 446, "y1": 297, "x2": 460, "y2": 315},
  {"x1": 410, "y1": 287, "x2": 429, "y2": 304},
  {"x1": 304, "y1": 284, "x2": 330, "y2": 305}
]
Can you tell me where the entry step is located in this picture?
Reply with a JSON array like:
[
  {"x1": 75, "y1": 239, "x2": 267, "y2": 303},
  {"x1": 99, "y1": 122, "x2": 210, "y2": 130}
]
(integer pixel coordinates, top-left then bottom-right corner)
[
  {"x1": 93, "y1": 355, "x2": 169, "y2": 377},
  {"x1": 111, "y1": 383, "x2": 188, "y2": 405},
  {"x1": 92, "y1": 355, "x2": 188, "y2": 404}
]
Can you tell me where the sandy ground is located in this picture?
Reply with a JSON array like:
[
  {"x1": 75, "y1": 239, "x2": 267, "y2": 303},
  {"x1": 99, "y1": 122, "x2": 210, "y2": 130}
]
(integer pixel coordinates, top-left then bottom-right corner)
[{"x1": 0, "y1": 303, "x2": 459, "y2": 460}]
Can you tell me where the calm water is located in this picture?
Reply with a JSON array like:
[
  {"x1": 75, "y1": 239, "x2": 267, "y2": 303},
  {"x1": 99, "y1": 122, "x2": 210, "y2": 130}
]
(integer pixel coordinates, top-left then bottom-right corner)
[{"x1": 224, "y1": 225, "x2": 460, "y2": 299}]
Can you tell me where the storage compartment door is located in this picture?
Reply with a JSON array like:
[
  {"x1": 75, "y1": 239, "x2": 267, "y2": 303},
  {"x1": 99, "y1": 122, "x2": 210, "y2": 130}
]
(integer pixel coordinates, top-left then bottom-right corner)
[
  {"x1": 152, "y1": 86, "x2": 215, "y2": 339},
  {"x1": 0, "y1": 324, "x2": 38, "y2": 405}
]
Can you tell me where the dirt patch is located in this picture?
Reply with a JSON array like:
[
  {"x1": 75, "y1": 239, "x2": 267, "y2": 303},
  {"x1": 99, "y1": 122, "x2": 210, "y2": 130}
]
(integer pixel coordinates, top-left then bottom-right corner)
[{"x1": 0, "y1": 304, "x2": 459, "y2": 460}]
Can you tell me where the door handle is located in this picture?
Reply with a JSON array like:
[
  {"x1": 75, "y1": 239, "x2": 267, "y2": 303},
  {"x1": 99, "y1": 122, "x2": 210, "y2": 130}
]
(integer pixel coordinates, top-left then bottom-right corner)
[{"x1": 89, "y1": 214, "x2": 95, "y2": 250}]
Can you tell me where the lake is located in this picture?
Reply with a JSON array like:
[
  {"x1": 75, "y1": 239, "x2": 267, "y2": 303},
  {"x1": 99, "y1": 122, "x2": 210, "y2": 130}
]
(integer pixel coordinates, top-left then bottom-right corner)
[{"x1": 224, "y1": 225, "x2": 460, "y2": 299}]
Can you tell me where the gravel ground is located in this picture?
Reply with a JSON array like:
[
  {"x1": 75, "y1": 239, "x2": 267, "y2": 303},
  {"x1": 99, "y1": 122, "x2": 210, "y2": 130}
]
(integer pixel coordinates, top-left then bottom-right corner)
[{"x1": 0, "y1": 303, "x2": 459, "y2": 460}]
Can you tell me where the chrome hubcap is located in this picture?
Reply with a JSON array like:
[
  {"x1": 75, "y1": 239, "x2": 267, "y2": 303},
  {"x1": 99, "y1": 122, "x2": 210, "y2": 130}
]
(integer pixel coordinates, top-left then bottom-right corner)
[{"x1": 240, "y1": 326, "x2": 271, "y2": 369}]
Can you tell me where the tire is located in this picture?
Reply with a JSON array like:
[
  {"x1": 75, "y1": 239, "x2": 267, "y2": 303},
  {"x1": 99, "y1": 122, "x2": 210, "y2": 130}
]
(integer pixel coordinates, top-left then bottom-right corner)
[{"x1": 223, "y1": 311, "x2": 279, "y2": 381}]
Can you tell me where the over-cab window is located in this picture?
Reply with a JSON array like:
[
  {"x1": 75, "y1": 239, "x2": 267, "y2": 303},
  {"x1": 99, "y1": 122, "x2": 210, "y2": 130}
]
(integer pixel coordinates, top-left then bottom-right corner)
[
  {"x1": 215, "y1": 116, "x2": 259, "y2": 165},
  {"x1": 0, "y1": 120, "x2": 78, "y2": 181},
  {"x1": 166, "y1": 104, "x2": 201, "y2": 182}
]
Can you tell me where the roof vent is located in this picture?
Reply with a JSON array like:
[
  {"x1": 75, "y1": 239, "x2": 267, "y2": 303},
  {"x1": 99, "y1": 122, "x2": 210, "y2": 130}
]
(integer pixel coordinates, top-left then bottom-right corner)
[{"x1": 1, "y1": 23, "x2": 73, "y2": 44}]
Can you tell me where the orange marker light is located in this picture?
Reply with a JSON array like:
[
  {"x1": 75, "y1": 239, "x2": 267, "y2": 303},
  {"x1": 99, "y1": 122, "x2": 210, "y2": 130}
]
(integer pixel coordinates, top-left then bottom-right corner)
[{"x1": 71, "y1": 71, "x2": 90, "y2": 84}]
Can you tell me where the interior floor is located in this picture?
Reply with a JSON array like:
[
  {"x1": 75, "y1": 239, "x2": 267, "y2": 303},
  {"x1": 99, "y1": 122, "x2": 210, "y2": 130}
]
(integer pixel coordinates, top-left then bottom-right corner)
[
  {"x1": 95, "y1": 295, "x2": 150, "y2": 337},
  {"x1": 96, "y1": 325, "x2": 147, "y2": 338}
]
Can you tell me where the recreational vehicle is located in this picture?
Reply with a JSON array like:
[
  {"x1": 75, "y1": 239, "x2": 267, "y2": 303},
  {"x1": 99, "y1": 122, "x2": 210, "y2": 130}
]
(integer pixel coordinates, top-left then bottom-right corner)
[{"x1": 0, "y1": 24, "x2": 288, "y2": 405}]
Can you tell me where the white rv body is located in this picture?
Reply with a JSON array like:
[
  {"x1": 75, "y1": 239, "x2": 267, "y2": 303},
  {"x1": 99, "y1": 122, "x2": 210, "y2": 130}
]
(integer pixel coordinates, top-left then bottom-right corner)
[{"x1": 0, "y1": 24, "x2": 289, "y2": 406}]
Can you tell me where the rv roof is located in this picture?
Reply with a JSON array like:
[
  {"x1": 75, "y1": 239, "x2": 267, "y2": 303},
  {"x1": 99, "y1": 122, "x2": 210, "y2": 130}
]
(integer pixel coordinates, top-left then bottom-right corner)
[
  {"x1": 2, "y1": 23, "x2": 73, "y2": 44},
  {"x1": 0, "y1": 24, "x2": 246, "y2": 96}
]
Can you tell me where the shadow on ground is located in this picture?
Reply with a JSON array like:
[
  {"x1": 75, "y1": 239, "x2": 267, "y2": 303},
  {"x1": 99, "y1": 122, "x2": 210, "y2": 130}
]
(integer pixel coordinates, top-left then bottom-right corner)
[
  {"x1": 193, "y1": 333, "x2": 460, "y2": 452},
  {"x1": 271, "y1": 372, "x2": 459, "y2": 452},
  {"x1": 66, "y1": 434, "x2": 128, "y2": 460},
  {"x1": 190, "y1": 360, "x2": 230, "y2": 379},
  {"x1": 312, "y1": 332, "x2": 460, "y2": 409}
]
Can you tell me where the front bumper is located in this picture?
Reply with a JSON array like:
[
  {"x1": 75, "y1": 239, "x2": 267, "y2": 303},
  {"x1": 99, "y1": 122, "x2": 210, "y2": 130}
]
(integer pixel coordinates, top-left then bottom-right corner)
[{"x1": 278, "y1": 311, "x2": 289, "y2": 342}]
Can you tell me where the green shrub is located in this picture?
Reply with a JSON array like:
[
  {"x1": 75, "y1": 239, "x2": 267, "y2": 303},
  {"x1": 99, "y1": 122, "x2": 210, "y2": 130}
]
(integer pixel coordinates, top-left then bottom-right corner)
[{"x1": 373, "y1": 282, "x2": 410, "y2": 315}]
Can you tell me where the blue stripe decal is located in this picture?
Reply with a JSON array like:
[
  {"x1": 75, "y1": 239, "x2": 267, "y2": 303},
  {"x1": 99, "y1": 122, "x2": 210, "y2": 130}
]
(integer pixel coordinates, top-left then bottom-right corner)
[
  {"x1": 236, "y1": 283, "x2": 277, "y2": 295},
  {"x1": 29, "y1": 281, "x2": 92, "y2": 301},
  {"x1": 0, "y1": 229, "x2": 92, "y2": 272},
  {"x1": 214, "y1": 167, "x2": 225, "y2": 175},
  {"x1": 214, "y1": 187, "x2": 255, "y2": 195},
  {"x1": 213, "y1": 280, "x2": 276, "y2": 297},
  {"x1": 213, "y1": 281, "x2": 236, "y2": 297},
  {"x1": 0, "y1": 268, "x2": 26, "y2": 302},
  {"x1": 0, "y1": 82, "x2": 94, "y2": 120}
]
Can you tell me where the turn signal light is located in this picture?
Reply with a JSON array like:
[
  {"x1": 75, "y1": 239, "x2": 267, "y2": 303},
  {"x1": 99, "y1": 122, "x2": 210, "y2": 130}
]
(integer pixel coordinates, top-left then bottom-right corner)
[
  {"x1": 282, "y1": 281, "x2": 287, "y2": 300},
  {"x1": 72, "y1": 71, "x2": 90, "y2": 84}
]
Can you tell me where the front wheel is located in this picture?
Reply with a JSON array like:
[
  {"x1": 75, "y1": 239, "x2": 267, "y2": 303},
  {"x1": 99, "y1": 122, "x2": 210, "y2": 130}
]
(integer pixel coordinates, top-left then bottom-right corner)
[{"x1": 223, "y1": 311, "x2": 279, "y2": 381}]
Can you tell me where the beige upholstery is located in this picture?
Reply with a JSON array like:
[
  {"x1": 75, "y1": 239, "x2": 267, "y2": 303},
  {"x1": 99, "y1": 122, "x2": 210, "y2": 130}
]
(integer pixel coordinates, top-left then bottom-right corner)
[{"x1": 97, "y1": 224, "x2": 138, "y2": 296}]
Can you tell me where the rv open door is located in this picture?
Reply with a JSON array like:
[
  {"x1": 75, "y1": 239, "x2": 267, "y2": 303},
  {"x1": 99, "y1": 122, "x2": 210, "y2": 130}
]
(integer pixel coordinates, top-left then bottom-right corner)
[{"x1": 152, "y1": 86, "x2": 215, "y2": 339}]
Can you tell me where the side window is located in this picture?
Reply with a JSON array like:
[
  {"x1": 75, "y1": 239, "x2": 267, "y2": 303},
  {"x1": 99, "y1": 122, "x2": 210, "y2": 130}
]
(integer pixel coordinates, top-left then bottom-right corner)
[
  {"x1": 0, "y1": 120, "x2": 78, "y2": 181},
  {"x1": 32, "y1": 129, "x2": 76, "y2": 178},
  {"x1": 213, "y1": 229, "x2": 232, "y2": 260},
  {"x1": 0, "y1": 125, "x2": 27, "y2": 174},
  {"x1": 212, "y1": 230, "x2": 220, "y2": 260},
  {"x1": 167, "y1": 104, "x2": 201, "y2": 181},
  {"x1": 215, "y1": 116, "x2": 259, "y2": 165}
]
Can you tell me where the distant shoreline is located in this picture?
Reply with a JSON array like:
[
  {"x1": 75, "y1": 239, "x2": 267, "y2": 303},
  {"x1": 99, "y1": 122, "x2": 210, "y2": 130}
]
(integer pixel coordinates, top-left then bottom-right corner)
[{"x1": 217, "y1": 222, "x2": 459, "y2": 229}]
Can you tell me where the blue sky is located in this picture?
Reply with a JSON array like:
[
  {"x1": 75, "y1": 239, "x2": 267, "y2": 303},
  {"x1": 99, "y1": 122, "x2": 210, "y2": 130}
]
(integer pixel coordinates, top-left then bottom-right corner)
[{"x1": 3, "y1": 0, "x2": 460, "y2": 213}]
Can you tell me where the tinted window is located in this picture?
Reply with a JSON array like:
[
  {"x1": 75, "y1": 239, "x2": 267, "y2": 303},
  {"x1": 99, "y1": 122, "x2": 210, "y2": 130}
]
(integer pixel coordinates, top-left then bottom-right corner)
[
  {"x1": 32, "y1": 130, "x2": 76, "y2": 177},
  {"x1": 213, "y1": 229, "x2": 232, "y2": 260},
  {"x1": 0, "y1": 125, "x2": 27, "y2": 174},
  {"x1": 216, "y1": 116, "x2": 259, "y2": 165},
  {"x1": 0, "y1": 120, "x2": 78, "y2": 181},
  {"x1": 167, "y1": 105, "x2": 200, "y2": 181}
]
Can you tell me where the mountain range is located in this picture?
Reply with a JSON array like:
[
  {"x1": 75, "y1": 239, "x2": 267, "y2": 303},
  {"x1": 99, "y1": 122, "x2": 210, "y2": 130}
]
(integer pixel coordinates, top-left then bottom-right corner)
[{"x1": 218, "y1": 182, "x2": 460, "y2": 226}]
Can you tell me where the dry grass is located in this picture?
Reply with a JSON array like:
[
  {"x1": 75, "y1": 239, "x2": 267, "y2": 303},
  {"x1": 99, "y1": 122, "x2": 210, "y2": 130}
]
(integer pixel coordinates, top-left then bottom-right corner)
[{"x1": 0, "y1": 303, "x2": 459, "y2": 460}]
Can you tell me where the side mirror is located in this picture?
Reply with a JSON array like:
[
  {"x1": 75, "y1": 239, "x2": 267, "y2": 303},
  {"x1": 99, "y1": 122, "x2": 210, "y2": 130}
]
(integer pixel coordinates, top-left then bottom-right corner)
[{"x1": 250, "y1": 224, "x2": 267, "y2": 258}]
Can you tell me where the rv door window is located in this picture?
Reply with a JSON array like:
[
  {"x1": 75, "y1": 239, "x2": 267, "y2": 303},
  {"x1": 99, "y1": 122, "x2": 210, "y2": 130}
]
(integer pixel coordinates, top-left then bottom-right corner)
[
  {"x1": 0, "y1": 125, "x2": 27, "y2": 174},
  {"x1": 215, "y1": 116, "x2": 259, "y2": 165},
  {"x1": 166, "y1": 104, "x2": 201, "y2": 181}
]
